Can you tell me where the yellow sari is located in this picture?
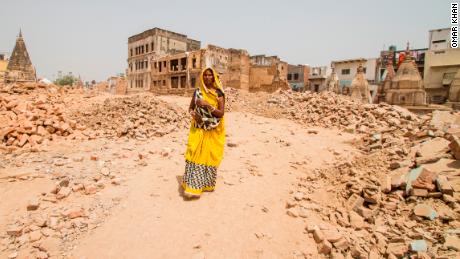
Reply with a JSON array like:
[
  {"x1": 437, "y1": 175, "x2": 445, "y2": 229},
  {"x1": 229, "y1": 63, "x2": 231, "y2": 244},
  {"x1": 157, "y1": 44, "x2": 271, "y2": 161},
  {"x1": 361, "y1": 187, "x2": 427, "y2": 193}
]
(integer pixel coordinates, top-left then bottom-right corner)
[{"x1": 182, "y1": 68, "x2": 225, "y2": 196}]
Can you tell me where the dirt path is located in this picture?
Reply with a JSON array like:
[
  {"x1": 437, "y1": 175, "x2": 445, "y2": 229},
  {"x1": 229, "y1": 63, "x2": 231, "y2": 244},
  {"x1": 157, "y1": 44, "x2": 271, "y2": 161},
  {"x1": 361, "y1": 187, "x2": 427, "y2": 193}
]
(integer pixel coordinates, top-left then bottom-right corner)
[
  {"x1": 67, "y1": 109, "x2": 357, "y2": 258},
  {"x1": 0, "y1": 95, "x2": 359, "y2": 259}
]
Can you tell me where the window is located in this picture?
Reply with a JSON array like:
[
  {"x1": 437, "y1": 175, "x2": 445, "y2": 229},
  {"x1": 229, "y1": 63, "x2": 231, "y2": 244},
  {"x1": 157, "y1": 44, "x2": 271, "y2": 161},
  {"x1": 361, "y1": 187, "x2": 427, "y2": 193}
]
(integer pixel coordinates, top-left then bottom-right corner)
[
  {"x1": 341, "y1": 69, "x2": 350, "y2": 75},
  {"x1": 170, "y1": 59, "x2": 179, "y2": 71},
  {"x1": 146, "y1": 44, "x2": 148, "y2": 52},
  {"x1": 294, "y1": 73, "x2": 299, "y2": 80},
  {"x1": 163, "y1": 80, "x2": 166, "y2": 86},
  {"x1": 145, "y1": 60, "x2": 148, "y2": 69},
  {"x1": 192, "y1": 58, "x2": 197, "y2": 68},
  {"x1": 180, "y1": 76, "x2": 186, "y2": 88},
  {"x1": 130, "y1": 49, "x2": 133, "y2": 57},
  {"x1": 171, "y1": 77, "x2": 179, "y2": 88},
  {"x1": 363, "y1": 67, "x2": 367, "y2": 74},
  {"x1": 151, "y1": 42, "x2": 154, "y2": 51},
  {"x1": 180, "y1": 58, "x2": 187, "y2": 70},
  {"x1": 287, "y1": 74, "x2": 292, "y2": 80},
  {"x1": 153, "y1": 81, "x2": 157, "y2": 86},
  {"x1": 191, "y1": 77, "x2": 196, "y2": 88},
  {"x1": 432, "y1": 39, "x2": 446, "y2": 44}
]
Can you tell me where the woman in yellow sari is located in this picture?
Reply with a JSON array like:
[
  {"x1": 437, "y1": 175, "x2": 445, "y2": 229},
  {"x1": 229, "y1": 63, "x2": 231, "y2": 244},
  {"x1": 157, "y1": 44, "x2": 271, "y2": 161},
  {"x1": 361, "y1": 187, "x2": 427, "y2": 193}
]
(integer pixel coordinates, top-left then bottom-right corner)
[{"x1": 182, "y1": 67, "x2": 225, "y2": 198}]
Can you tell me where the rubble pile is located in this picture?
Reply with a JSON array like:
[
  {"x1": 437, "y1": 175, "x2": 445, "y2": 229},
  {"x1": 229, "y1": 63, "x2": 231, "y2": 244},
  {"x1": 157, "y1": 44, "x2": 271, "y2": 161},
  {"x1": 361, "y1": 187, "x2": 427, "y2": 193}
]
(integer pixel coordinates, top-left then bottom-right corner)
[
  {"x1": 71, "y1": 95, "x2": 189, "y2": 139},
  {"x1": 264, "y1": 90, "x2": 422, "y2": 133},
  {"x1": 225, "y1": 88, "x2": 422, "y2": 135},
  {"x1": 0, "y1": 95, "x2": 92, "y2": 152},
  {"x1": 286, "y1": 110, "x2": 460, "y2": 258},
  {"x1": 0, "y1": 82, "x2": 61, "y2": 95}
]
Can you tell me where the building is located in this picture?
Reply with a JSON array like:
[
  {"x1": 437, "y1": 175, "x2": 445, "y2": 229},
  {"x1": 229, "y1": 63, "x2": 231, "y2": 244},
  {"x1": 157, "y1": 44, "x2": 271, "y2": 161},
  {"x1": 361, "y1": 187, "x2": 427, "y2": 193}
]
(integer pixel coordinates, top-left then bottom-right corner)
[
  {"x1": 385, "y1": 45, "x2": 427, "y2": 106},
  {"x1": 377, "y1": 45, "x2": 427, "y2": 84},
  {"x1": 331, "y1": 58, "x2": 378, "y2": 97},
  {"x1": 287, "y1": 64, "x2": 310, "y2": 91},
  {"x1": 150, "y1": 44, "x2": 251, "y2": 94},
  {"x1": 0, "y1": 54, "x2": 8, "y2": 82},
  {"x1": 126, "y1": 27, "x2": 200, "y2": 93},
  {"x1": 249, "y1": 55, "x2": 288, "y2": 92},
  {"x1": 5, "y1": 30, "x2": 36, "y2": 83},
  {"x1": 128, "y1": 28, "x2": 289, "y2": 95},
  {"x1": 423, "y1": 28, "x2": 460, "y2": 103},
  {"x1": 108, "y1": 76, "x2": 127, "y2": 95},
  {"x1": 308, "y1": 66, "x2": 329, "y2": 92}
]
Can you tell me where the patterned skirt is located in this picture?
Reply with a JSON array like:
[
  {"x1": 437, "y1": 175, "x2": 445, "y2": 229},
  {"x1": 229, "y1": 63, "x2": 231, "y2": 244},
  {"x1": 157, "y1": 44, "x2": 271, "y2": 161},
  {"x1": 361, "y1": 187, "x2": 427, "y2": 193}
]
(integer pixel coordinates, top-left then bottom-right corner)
[{"x1": 182, "y1": 160, "x2": 217, "y2": 195}]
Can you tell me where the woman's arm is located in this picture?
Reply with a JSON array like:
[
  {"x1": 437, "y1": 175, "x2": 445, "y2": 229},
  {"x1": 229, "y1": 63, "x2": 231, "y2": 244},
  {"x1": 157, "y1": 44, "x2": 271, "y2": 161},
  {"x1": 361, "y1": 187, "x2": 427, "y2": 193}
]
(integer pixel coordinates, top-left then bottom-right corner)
[
  {"x1": 210, "y1": 96, "x2": 225, "y2": 118},
  {"x1": 189, "y1": 93, "x2": 196, "y2": 113}
]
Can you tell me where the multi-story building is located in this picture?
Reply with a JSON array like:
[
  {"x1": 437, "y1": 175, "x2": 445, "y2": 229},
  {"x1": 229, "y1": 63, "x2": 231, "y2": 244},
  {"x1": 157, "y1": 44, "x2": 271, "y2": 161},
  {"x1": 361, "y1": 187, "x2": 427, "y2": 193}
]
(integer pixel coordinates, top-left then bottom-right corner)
[
  {"x1": 308, "y1": 66, "x2": 329, "y2": 92},
  {"x1": 128, "y1": 28, "x2": 289, "y2": 94},
  {"x1": 287, "y1": 64, "x2": 310, "y2": 91},
  {"x1": 150, "y1": 44, "x2": 251, "y2": 94},
  {"x1": 423, "y1": 28, "x2": 460, "y2": 103},
  {"x1": 126, "y1": 27, "x2": 200, "y2": 93}
]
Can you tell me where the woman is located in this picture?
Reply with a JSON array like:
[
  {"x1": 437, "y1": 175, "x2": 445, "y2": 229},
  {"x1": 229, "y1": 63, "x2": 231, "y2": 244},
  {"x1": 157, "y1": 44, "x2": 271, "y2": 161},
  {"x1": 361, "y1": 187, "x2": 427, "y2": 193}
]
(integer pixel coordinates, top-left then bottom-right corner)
[{"x1": 182, "y1": 67, "x2": 225, "y2": 198}]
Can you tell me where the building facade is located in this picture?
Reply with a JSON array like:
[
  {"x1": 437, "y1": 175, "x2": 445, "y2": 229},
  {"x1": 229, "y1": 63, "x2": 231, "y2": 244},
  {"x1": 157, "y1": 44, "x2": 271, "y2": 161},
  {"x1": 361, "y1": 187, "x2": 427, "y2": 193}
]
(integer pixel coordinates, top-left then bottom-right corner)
[
  {"x1": 308, "y1": 66, "x2": 329, "y2": 92},
  {"x1": 331, "y1": 58, "x2": 378, "y2": 97},
  {"x1": 423, "y1": 28, "x2": 460, "y2": 103},
  {"x1": 287, "y1": 64, "x2": 310, "y2": 91},
  {"x1": 249, "y1": 55, "x2": 288, "y2": 92},
  {"x1": 127, "y1": 28, "x2": 289, "y2": 95},
  {"x1": 126, "y1": 28, "x2": 200, "y2": 93}
]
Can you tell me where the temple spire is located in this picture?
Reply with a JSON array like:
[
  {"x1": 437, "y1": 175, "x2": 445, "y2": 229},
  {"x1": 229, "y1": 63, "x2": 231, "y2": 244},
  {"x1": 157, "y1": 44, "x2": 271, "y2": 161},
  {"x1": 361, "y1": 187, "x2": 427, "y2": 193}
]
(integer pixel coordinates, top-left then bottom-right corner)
[{"x1": 5, "y1": 29, "x2": 36, "y2": 82}]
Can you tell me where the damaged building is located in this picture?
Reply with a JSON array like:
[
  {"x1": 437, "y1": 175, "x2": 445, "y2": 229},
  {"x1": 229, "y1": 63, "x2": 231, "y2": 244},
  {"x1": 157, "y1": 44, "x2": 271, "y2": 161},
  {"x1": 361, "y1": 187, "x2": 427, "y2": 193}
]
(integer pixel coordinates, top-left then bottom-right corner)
[
  {"x1": 287, "y1": 64, "x2": 310, "y2": 92},
  {"x1": 126, "y1": 28, "x2": 200, "y2": 94},
  {"x1": 127, "y1": 28, "x2": 289, "y2": 94}
]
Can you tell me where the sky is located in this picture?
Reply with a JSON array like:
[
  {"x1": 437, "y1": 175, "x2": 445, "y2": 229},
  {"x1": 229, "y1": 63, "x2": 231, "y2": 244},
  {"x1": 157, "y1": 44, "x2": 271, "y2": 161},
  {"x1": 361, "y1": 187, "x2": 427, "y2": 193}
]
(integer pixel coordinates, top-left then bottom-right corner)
[{"x1": 0, "y1": 0, "x2": 452, "y2": 82}]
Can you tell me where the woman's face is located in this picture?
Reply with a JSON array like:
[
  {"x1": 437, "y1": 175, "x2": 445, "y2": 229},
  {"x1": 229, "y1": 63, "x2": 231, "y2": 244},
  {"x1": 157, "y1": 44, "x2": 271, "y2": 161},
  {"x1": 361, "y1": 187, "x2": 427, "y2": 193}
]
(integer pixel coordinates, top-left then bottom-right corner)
[{"x1": 203, "y1": 69, "x2": 214, "y2": 87}]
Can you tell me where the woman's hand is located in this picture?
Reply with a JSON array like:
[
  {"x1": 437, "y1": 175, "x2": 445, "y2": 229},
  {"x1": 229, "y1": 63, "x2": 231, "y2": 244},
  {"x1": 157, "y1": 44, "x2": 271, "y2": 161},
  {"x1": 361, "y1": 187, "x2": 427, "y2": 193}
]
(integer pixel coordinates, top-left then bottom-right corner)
[
  {"x1": 196, "y1": 99, "x2": 210, "y2": 108},
  {"x1": 190, "y1": 110, "x2": 203, "y2": 123}
]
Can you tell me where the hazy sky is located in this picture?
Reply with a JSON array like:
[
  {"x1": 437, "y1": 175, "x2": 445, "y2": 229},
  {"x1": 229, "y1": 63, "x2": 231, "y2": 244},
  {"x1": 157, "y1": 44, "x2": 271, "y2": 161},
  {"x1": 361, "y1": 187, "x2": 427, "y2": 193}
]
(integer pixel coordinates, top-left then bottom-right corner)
[{"x1": 0, "y1": 0, "x2": 452, "y2": 81}]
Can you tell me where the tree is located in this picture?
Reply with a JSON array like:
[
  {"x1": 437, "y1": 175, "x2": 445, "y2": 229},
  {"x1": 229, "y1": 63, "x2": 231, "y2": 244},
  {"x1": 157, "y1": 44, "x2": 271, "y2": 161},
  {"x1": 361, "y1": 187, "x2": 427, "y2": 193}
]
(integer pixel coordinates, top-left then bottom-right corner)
[{"x1": 54, "y1": 73, "x2": 78, "y2": 86}]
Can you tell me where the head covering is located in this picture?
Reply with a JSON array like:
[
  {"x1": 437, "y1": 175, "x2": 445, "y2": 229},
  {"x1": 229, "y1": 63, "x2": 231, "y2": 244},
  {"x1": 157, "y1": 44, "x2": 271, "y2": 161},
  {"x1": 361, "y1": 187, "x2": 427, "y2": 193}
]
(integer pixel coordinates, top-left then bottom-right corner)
[{"x1": 198, "y1": 67, "x2": 224, "y2": 108}]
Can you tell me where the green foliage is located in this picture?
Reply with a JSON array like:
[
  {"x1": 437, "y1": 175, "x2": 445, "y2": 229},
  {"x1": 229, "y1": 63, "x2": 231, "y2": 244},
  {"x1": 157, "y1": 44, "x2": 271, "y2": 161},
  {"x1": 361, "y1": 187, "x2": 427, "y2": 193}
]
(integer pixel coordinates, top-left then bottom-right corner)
[{"x1": 54, "y1": 74, "x2": 77, "y2": 86}]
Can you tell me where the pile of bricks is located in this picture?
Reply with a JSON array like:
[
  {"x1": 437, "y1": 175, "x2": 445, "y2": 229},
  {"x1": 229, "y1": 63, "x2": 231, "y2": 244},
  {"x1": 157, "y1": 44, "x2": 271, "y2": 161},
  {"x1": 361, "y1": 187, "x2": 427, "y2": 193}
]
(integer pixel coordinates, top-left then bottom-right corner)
[
  {"x1": 0, "y1": 95, "x2": 90, "y2": 151},
  {"x1": 286, "y1": 110, "x2": 460, "y2": 258},
  {"x1": 70, "y1": 95, "x2": 189, "y2": 139}
]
